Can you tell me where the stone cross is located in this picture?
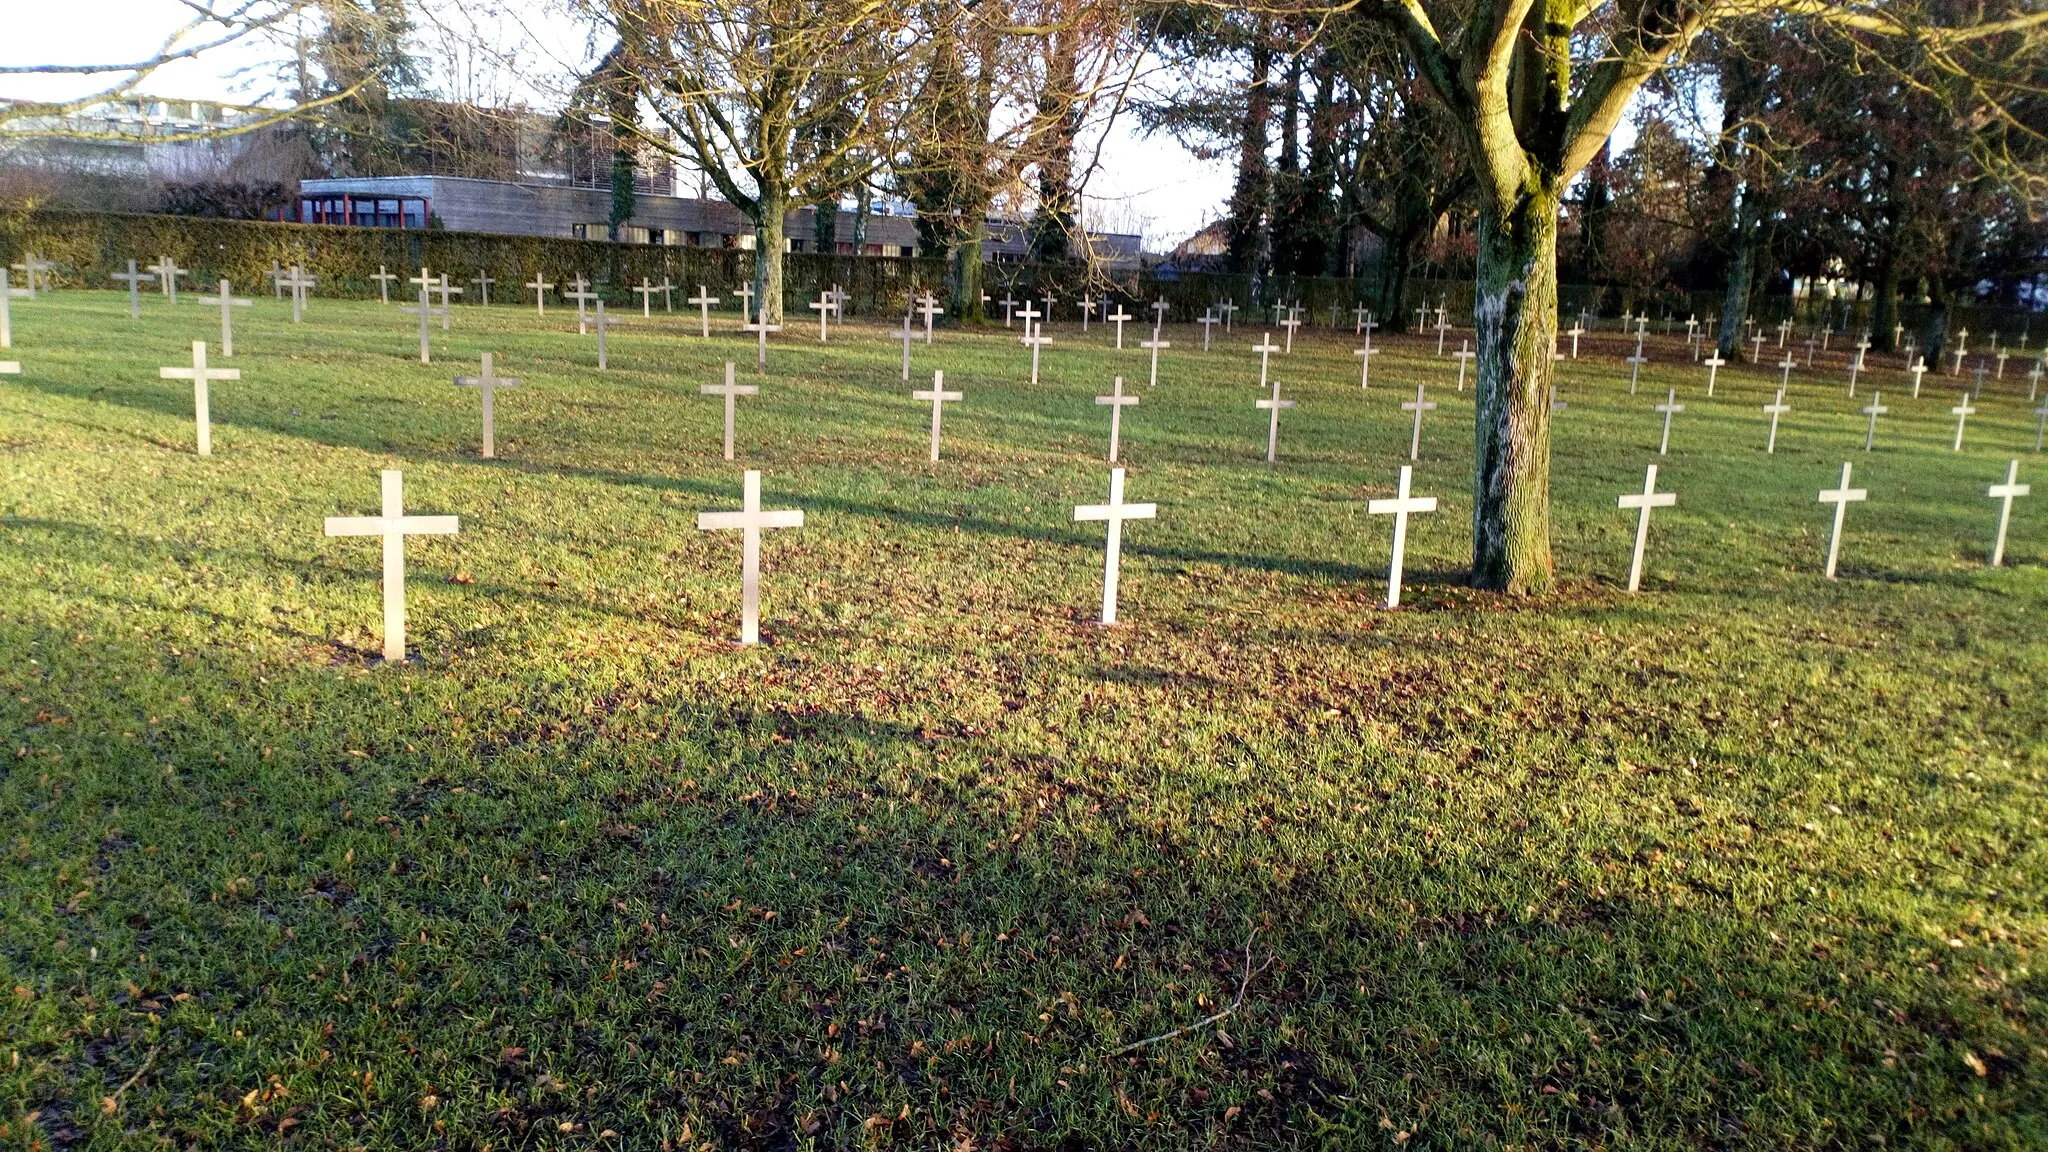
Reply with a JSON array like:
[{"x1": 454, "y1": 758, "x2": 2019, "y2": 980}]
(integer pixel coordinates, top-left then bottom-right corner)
[
  {"x1": 1761, "y1": 389, "x2": 1790, "y2": 454},
  {"x1": 399, "y1": 275, "x2": 445, "y2": 363},
  {"x1": 1020, "y1": 320, "x2": 1052, "y2": 387},
  {"x1": 159, "y1": 340, "x2": 238, "y2": 456},
  {"x1": 912, "y1": 370, "x2": 962, "y2": 462},
  {"x1": 10, "y1": 252, "x2": 50, "y2": 295},
  {"x1": 208, "y1": 279, "x2": 251, "y2": 357},
  {"x1": 1256, "y1": 375, "x2": 1294, "y2": 463},
  {"x1": 323, "y1": 470, "x2": 460, "y2": 663},
  {"x1": 1367, "y1": 465, "x2": 1437, "y2": 608},
  {"x1": 809, "y1": 290, "x2": 834, "y2": 341},
  {"x1": 634, "y1": 277, "x2": 658, "y2": 316},
  {"x1": 1951, "y1": 392, "x2": 1977, "y2": 451},
  {"x1": 1818, "y1": 462, "x2": 1868, "y2": 579},
  {"x1": 1107, "y1": 307, "x2": 1133, "y2": 349},
  {"x1": 471, "y1": 271, "x2": 495, "y2": 308},
  {"x1": 527, "y1": 274, "x2": 555, "y2": 315},
  {"x1": 148, "y1": 256, "x2": 187, "y2": 303},
  {"x1": 698, "y1": 470, "x2": 804, "y2": 645},
  {"x1": 1702, "y1": 353, "x2": 1726, "y2": 397},
  {"x1": 897, "y1": 312, "x2": 914, "y2": 380},
  {"x1": 565, "y1": 277, "x2": 596, "y2": 333},
  {"x1": 1096, "y1": 375, "x2": 1138, "y2": 463},
  {"x1": 1656, "y1": 388, "x2": 1686, "y2": 455},
  {"x1": 1279, "y1": 311, "x2": 1303, "y2": 354},
  {"x1": 1251, "y1": 333, "x2": 1281, "y2": 391},
  {"x1": 689, "y1": 286, "x2": 719, "y2": 337},
  {"x1": 740, "y1": 302, "x2": 781, "y2": 374},
  {"x1": 1909, "y1": 358, "x2": 1928, "y2": 398},
  {"x1": 279, "y1": 265, "x2": 316, "y2": 324},
  {"x1": 1989, "y1": 460, "x2": 2030, "y2": 566},
  {"x1": 917, "y1": 292, "x2": 944, "y2": 344},
  {"x1": 1626, "y1": 349, "x2": 1649, "y2": 395},
  {"x1": 1216, "y1": 299, "x2": 1239, "y2": 332},
  {"x1": 1861, "y1": 393, "x2": 1888, "y2": 451},
  {"x1": 1354, "y1": 335, "x2": 1380, "y2": 390},
  {"x1": 1198, "y1": 310, "x2": 1218, "y2": 351},
  {"x1": 1453, "y1": 340, "x2": 1475, "y2": 392},
  {"x1": 999, "y1": 294, "x2": 1017, "y2": 327},
  {"x1": 371, "y1": 265, "x2": 398, "y2": 304},
  {"x1": 700, "y1": 361, "x2": 756, "y2": 461},
  {"x1": 593, "y1": 300, "x2": 624, "y2": 369},
  {"x1": 1617, "y1": 464, "x2": 1676, "y2": 593},
  {"x1": 454, "y1": 351, "x2": 522, "y2": 458},
  {"x1": 111, "y1": 260, "x2": 151, "y2": 318},
  {"x1": 1139, "y1": 334, "x2": 1169, "y2": 388},
  {"x1": 1072, "y1": 467, "x2": 1156, "y2": 626},
  {"x1": 1403, "y1": 383, "x2": 1436, "y2": 461},
  {"x1": 1749, "y1": 333, "x2": 1766, "y2": 364},
  {"x1": 1566, "y1": 323, "x2": 1584, "y2": 358}
]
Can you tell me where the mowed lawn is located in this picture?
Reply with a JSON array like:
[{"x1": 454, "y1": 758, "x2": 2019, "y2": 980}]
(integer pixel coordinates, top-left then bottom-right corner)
[{"x1": 2, "y1": 289, "x2": 2044, "y2": 1150}]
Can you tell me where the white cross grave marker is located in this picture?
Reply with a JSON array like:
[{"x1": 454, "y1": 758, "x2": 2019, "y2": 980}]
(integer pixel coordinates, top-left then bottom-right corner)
[
  {"x1": 1280, "y1": 311, "x2": 1303, "y2": 354},
  {"x1": 453, "y1": 351, "x2": 522, "y2": 459},
  {"x1": 1453, "y1": 340, "x2": 1475, "y2": 392},
  {"x1": 0, "y1": 269, "x2": 12, "y2": 348},
  {"x1": 1776, "y1": 353, "x2": 1796, "y2": 394},
  {"x1": 696, "y1": 470, "x2": 804, "y2": 645},
  {"x1": 1656, "y1": 388, "x2": 1686, "y2": 455},
  {"x1": 1951, "y1": 393, "x2": 1977, "y2": 451},
  {"x1": 1367, "y1": 465, "x2": 1437, "y2": 608},
  {"x1": 1818, "y1": 462, "x2": 1868, "y2": 579},
  {"x1": 1987, "y1": 460, "x2": 2030, "y2": 566},
  {"x1": 688, "y1": 286, "x2": 719, "y2": 336},
  {"x1": 399, "y1": 273, "x2": 445, "y2": 363},
  {"x1": 897, "y1": 312, "x2": 914, "y2": 380},
  {"x1": 159, "y1": 340, "x2": 238, "y2": 456},
  {"x1": 1749, "y1": 333, "x2": 1766, "y2": 364},
  {"x1": 430, "y1": 275, "x2": 461, "y2": 330},
  {"x1": 734, "y1": 283, "x2": 755, "y2": 327},
  {"x1": 741, "y1": 302, "x2": 781, "y2": 373},
  {"x1": 208, "y1": 279, "x2": 251, "y2": 357},
  {"x1": 809, "y1": 290, "x2": 833, "y2": 341},
  {"x1": 1020, "y1": 319, "x2": 1052, "y2": 386},
  {"x1": 111, "y1": 260, "x2": 150, "y2": 319},
  {"x1": 1107, "y1": 306, "x2": 1133, "y2": 349},
  {"x1": 471, "y1": 271, "x2": 495, "y2": 308},
  {"x1": 1567, "y1": 323, "x2": 1584, "y2": 358},
  {"x1": 565, "y1": 278, "x2": 597, "y2": 333},
  {"x1": 279, "y1": 265, "x2": 316, "y2": 324},
  {"x1": 659, "y1": 279, "x2": 677, "y2": 311},
  {"x1": 527, "y1": 274, "x2": 555, "y2": 315},
  {"x1": 1139, "y1": 334, "x2": 1170, "y2": 388},
  {"x1": 1909, "y1": 357, "x2": 1928, "y2": 398},
  {"x1": 593, "y1": 300, "x2": 624, "y2": 369},
  {"x1": 1355, "y1": 334, "x2": 1380, "y2": 390},
  {"x1": 1861, "y1": 393, "x2": 1888, "y2": 451},
  {"x1": 1080, "y1": 294, "x2": 1095, "y2": 331},
  {"x1": 1702, "y1": 353, "x2": 1726, "y2": 397},
  {"x1": 371, "y1": 265, "x2": 398, "y2": 304},
  {"x1": 1096, "y1": 375, "x2": 1138, "y2": 463},
  {"x1": 1404, "y1": 383, "x2": 1437, "y2": 461},
  {"x1": 999, "y1": 294, "x2": 1017, "y2": 327},
  {"x1": 1198, "y1": 310, "x2": 1218, "y2": 351},
  {"x1": 912, "y1": 370, "x2": 962, "y2": 462},
  {"x1": 917, "y1": 292, "x2": 944, "y2": 344},
  {"x1": 324, "y1": 470, "x2": 460, "y2": 663},
  {"x1": 1217, "y1": 299, "x2": 1239, "y2": 332},
  {"x1": 1617, "y1": 464, "x2": 1677, "y2": 592},
  {"x1": 148, "y1": 256, "x2": 187, "y2": 303},
  {"x1": 700, "y1": 361, "x2": 756, "y2": 461},
  {"x1": 1256, "y1": 375, "x2": 1294, "y2": 463},
  {"x1": 11, "y1": 253, "x2": 50, "y2": 295},
  {"x1": 1073, "y1": 468, "x2": 1156, "y2": 626},
  {"x1": 635, "y1": 277, "x2": 658, "y2": 317},
  {"x1": 1761, "y1": 389, "x2": 1790, "y2": 454}
]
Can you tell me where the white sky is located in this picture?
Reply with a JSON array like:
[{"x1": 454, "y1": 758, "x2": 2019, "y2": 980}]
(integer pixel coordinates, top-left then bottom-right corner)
[{"x1": 0, "y1": 0, "x2": 1234, "y2": 249}]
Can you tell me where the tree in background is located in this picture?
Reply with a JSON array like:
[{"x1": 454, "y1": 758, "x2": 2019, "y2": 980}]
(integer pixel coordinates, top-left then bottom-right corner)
[{"x1": 594, "y1": 0, "x2": 919, "y2": 323}]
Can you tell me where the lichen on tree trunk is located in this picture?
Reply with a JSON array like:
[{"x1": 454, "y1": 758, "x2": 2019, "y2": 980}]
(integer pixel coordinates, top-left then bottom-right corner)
[
  {"x1": 753, "y1": 182, "x2": 786, "y2": 325},
  {"x1": 1469, "y1": 180, "x2": 1559, "y2": 593}
]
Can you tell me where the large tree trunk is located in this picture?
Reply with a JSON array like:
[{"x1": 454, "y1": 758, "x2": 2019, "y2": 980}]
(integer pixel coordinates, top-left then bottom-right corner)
[
  {"x1": 953, "y1": 214, "x2": 988, "y2": 325},
  {"x1": 753, "y1": 182, "x2": 786, "y2": 325},
  {"x1": 1225, "y1": 22, "x2": 1272, "y2": 276},
  {"x1": 1470, "y1": 179, "x2": 1560, "y2": 593},
  {"x1": 1717, "y1": 225, "x2": 1754, "y2": 361},
  {"x1": 1870, "y1": 233, "x2": 1901, "y2": 354},
  {"x1": 1381, "y1": 226, "x2": 1418, "y2": 331}
]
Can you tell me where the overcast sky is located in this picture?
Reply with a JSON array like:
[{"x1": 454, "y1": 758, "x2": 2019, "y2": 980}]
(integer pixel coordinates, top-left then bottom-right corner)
[{"x1": 2, "y1": 0, "x2": 1235, "y2": 248}]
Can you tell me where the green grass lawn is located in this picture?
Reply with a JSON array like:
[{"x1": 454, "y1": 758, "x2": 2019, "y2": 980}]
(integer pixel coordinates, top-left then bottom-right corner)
[{"x1": 2, "y1": 288, "x2": 2044, "y2": 1150}]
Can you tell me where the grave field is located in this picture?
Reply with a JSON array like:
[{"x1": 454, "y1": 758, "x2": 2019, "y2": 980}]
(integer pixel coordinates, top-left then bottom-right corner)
[{"x1": 2, "y1": 292, "x2": 2044, "y2": 1149}]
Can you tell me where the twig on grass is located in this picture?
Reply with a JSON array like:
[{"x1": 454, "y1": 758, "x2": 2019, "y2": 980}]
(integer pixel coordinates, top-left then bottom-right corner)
[
  {"x1": 1107, "y1": 930, "x2": 1274, "y2": 1058},
  {"x1": 100, "y1": 1046, "x2": 158, "y2": 1114}
]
